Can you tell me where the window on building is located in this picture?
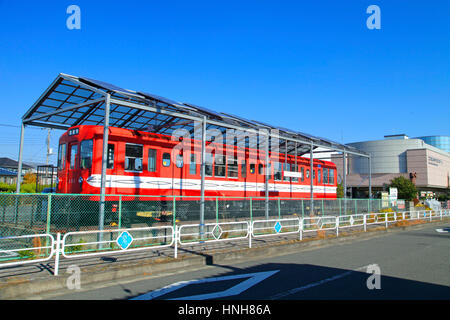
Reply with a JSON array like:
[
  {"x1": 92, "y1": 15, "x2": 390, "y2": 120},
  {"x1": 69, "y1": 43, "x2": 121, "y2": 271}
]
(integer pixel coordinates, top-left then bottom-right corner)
[
  {"x1": 148, "y1": 149, "x2": 157, "y2": 172},
  {"x1": 125, "y1": 144, "x2": 143, "y2": 171},
  {"x1": 57, "y1": 144, "x2": 66, "y2": 170},
  {"x1": 80, "y1": 140, "x2": 93, "y2": 169},
  {"x1": 70, "y1": 144, "x2": 78, "y2": 169},
  {"x1": 228, "y1": 156, "x2": 238, "y2": 178}
]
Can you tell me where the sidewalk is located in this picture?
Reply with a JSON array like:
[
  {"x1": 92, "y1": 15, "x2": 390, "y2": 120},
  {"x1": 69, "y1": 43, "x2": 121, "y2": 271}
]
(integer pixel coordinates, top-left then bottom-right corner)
[{"x1": 0, "y1": 218, "x2": 448, "y2": 299}]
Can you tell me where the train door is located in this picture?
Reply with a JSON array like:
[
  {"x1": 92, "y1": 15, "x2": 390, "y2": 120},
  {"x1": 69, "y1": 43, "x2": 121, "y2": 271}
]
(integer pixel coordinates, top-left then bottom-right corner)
[
  {"x1": 160, "y1": 149, "x2": 173, "y2": 197},
  {"x1": 57, "y1": 143, "x2": 68, "y2": 193},
  {"x1": 67, "y1": 142, "x2": 81, "y2": 194}
]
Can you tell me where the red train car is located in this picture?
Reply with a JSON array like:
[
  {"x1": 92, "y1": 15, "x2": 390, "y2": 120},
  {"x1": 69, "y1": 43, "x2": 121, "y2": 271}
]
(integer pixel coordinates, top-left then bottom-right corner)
[{"x1": 56, "y1": 125, "x2": 337, "y2": 199}]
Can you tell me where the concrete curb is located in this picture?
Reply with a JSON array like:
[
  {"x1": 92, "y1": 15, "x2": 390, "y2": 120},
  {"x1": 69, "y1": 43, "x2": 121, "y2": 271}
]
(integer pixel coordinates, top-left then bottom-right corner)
[{"x1": 1, "y1": 219, "x2": 448, "y2": 299}]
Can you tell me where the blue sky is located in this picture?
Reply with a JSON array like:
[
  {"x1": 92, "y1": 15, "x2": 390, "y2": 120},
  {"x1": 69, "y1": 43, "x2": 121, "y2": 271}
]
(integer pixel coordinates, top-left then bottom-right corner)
[{"x1": 0, "y1": 0, "x2": 449, "y2": 164}]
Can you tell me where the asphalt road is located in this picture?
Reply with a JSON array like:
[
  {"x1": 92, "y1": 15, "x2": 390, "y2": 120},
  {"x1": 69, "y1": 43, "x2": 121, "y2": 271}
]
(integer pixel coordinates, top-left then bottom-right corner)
[{"x1": 46, "y1": 222, "x2": 450, "y2": 300}]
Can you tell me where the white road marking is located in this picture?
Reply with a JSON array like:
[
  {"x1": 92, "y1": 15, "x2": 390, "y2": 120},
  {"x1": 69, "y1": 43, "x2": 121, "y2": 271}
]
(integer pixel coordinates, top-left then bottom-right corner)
[
  {"x1": 131, "y1": 270, "x2": 279, "y2": 300},
  {"x1": 270, "y1": 265, "x2": 372, "y2": 300}
]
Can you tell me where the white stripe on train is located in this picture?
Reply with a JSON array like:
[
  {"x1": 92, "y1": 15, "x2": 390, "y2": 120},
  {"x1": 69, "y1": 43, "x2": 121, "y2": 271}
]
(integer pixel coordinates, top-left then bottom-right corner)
[{"x1": 85, "y1": 174, "x2": 337, "y2": 194}]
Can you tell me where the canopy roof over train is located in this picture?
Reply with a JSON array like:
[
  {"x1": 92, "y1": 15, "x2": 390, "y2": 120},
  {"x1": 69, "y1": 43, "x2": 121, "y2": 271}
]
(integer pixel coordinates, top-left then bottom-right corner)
[{"x1": 21, "y1": 73, "x2": 368, "y2": 158}]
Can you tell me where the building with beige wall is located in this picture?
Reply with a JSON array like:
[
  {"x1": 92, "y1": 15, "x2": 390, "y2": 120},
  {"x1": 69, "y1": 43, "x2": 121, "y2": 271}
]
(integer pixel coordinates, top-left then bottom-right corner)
[{"x1": 333, "y1": 134, "x2": 450, "y2": 198}]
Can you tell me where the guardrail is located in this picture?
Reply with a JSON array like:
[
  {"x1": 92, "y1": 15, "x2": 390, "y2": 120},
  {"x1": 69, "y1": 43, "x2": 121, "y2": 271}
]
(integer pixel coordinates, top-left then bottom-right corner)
[{"x1": 0, "y1": 209, "x2": 449, "y2": 276}]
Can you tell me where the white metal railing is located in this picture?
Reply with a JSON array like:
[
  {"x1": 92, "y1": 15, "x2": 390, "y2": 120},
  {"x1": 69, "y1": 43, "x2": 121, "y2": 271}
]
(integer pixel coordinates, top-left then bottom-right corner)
[
  {"x1": 178, "y1": 221, "x2": 249, "y2": 245},
  {"x1": 0, "y1": 209, "x2": 448, "y2": 276},
  {"x1": 0, "y1": 233, "x2": 55, "y2": 268},
  {"x1": 61, "y1": 226, "x2": 174, "y2": 259}
]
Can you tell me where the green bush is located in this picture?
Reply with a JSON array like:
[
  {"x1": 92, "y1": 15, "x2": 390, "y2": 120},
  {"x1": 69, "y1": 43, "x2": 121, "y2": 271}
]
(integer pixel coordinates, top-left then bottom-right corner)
[{"x1": 0, "y1": 183, "x2": 15, "y2": 193}]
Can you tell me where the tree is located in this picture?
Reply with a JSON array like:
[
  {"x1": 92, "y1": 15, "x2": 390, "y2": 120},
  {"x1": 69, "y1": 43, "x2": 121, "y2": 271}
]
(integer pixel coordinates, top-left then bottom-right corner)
[
  {"x1": 336, "y1": 182, "x2": 344, "y2": 198},
  {"x1": 23, "y1": 172, "x2": 36, "y2": 184},
  {"x1": 388, "y1": 176, "x2": 417, "y2": 201}
]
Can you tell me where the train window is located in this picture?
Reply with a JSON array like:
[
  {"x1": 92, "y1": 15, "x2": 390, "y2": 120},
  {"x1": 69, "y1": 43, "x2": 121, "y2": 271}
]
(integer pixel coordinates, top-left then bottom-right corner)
[
  {"x1": 283, "y1": 162, "x2": 290, "y2": 182},
  {"x1": 274, "y1": 162, "x2": 282, "y2": 181},
  {"x1": 80, "y1": 140, "x2": 93, "y2": 169},
  {"x1": 107, "y1": 144, "x2": 114, "y2": 169},
  {"x1": 162, "y1": 153, "x2": 171, "y2": 167},
  {"x1": 291, "y1": 162, "x2": 299, "y2": 183},
  {"x1": 227, "y1": 156, "x2": 238, "y2": 178},
  {"x1": 318, "y1": 169, "x2": 321, "y2": 183},
  {"x1": 205, "y1": 153, "x2": 213, "y2": 176},
  {"x1": 241, "y1": 160, "x2": 247, "y2": 178},
  {"x1": 312, "y1": 169, "x2": 315, "y2": 180},
  {"x1": 323, "y1": 168, "x2": 328, "y2": 184},
  {"x1": 148, "y1": 149, "x2": 157, "y2": 172},
  {"x1": 176, "y1": 154, "x2": 184, "y2": 168},
  {"x1": 189, "y1": 154, "x2": 197, "y2": 175},
  {"x1": 125, "y1": 144, "x2": 143, "y2": 171},
  {"x1": 306, "y1": 169, "x2": 310, "y2": 179},
  {"x1": 258, "y1": 164, "x2": 264, "y2": 175},
  {"x1": 301, "y1": 167, "x2": 305, "y2": 182},
  {"x1": 329, "y1": 169, "x2": 335, "y2": 184},
  {"x1": 70, "y1": 144, "x2": 78, "y2": 169},
  {"x1": 57, "y1": 144, "x2": 66, "y2": 170},
  {"x1": 249, "y1": 163, "x2": 255, "y2": 174},
  {"x1": 215, "y1": 154, "x2": 226, "y2": 177}
]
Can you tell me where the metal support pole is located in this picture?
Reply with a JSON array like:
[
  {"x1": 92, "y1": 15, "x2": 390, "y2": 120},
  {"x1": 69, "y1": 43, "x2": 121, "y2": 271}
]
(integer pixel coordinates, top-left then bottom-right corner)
[
  {"x1": 99, "y1": 95, "x2": 110, "y2": 244},
  {"x1": 15, "y1": 122, "x2": 25, "y2": 193},
  {"x1": 368, "y1": 155, "x2": 372, "y2": 199},
  {"x1": 200, "y1": 117, "x2": 206, "y2": 240},
  {"x1": 310, "y1": 142, "x2": 314, "y2": 215},
  {"x1": 174, "y1": 225, "x2": 178, "y2": 259},
  {"x1": 118, "y1": 195, "x2": 122, "y2": 229},
  {"x1": 343, "y1": 152, "x2": 347, "y2": 215},
  {"x1": 54, "y1": 233, "x2": 61, "y2": 276},
  {"x1": 265, "y1": 134, "x2": 269, "y2": 219}
]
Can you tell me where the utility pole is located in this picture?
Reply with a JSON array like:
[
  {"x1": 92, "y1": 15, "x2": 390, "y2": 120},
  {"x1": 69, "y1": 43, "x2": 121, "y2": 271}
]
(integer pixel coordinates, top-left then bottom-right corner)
[{"x1": 46, "y1": 128, "x2": 51, "y2": 165}]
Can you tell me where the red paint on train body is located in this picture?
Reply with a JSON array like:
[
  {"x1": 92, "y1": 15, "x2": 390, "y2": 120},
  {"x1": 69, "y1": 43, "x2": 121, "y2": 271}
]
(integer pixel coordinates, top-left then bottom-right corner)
[{"x1": 56, "y1": 125, "x2": 337, "y2": 199}]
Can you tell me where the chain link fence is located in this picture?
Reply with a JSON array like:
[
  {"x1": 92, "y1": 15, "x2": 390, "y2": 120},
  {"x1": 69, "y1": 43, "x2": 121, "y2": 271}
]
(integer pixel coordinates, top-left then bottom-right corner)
[{"x1": 0, "y1": 193, "x2": 395, "y2": 237}]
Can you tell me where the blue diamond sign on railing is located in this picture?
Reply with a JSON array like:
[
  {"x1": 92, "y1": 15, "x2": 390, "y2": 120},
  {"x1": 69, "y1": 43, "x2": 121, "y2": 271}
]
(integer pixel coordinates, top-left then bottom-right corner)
[
  {"x1": 274, "y1": 221, "x2": 282, "y2": 233},
  {"x1": 117, "y1": 231, "x2": 133, "y2": 250}
]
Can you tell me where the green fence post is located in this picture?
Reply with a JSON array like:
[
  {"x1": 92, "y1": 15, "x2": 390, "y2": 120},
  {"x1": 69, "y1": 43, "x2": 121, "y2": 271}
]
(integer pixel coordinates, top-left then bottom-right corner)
[
  {"x1": 322, "y1": 199, "x2": 324, "y2": 216},
  {"x1": 339, "y1": 198, "x2": 342, "y2": 216},
  {"x1": 301, "y1": 199, "x2": 304, "y2": 218},
  {"x1": 355, "y1": 199, "x2": 358, "y2": 215},
  {"x1": 173, "y1": 196, "x2": 176, "y2": 230},
  {"x1": 45, "y1": 194, "x2": 52, "y2": 257},
  {"x1": 278, "y1": 198, "x2": 281, "y2": 219},
  {"x1": 118, "y1": 195, "x2": 122, "y2": 229},
  {"x1": 46, "y1": 194, "x2": 52, "y2": 234},
  {"x1": 216, "y1": 197, "x2": 219, "y2": 224},
  {"x1": 250, "y1": 197, "x2": 253, "y2": 223}
]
